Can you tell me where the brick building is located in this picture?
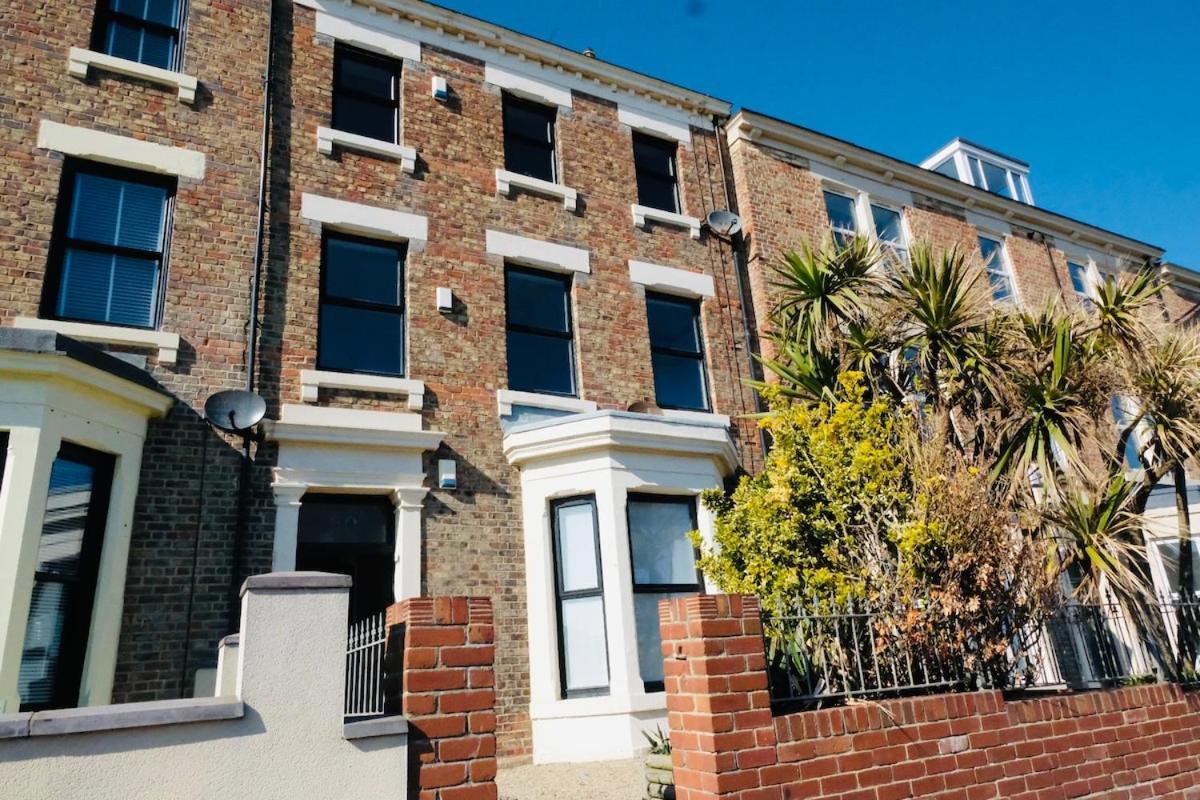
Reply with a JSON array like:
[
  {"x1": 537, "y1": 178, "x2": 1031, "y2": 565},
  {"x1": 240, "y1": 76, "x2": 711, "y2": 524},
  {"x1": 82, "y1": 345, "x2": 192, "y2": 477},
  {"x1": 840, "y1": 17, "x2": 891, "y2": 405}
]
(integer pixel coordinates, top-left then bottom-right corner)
[{"x1": 0, "y1": 0, "x2": 1194, "y2": 767}]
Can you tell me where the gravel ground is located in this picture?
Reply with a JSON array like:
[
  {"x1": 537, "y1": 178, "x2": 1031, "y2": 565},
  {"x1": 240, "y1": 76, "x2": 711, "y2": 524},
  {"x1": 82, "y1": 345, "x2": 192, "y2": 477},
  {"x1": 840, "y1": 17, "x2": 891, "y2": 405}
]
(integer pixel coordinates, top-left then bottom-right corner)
[{"x1": 497, "y1": 757, "x2": 644, "y2": 800}]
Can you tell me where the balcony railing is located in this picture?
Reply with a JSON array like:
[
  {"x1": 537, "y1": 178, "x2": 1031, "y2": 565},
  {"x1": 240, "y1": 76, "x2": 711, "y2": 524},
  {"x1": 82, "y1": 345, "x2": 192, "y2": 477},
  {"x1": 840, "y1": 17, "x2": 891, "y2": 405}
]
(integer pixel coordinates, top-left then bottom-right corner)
[
  {"x1": 763, "y1": 594, "x2": 1200, "y2": 709},
  {"x1": 344, "y1": 611, "x2": 387, "y2": 720}
]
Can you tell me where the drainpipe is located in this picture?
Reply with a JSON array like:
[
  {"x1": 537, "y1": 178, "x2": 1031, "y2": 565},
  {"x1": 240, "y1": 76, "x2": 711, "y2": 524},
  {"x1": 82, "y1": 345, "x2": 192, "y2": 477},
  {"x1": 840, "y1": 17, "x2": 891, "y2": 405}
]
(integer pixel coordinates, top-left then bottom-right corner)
[
  {"x1": 711, "y1": 114, "x2": 768, "y2": 465},
  {"x1": 227, "y1": 0, "x2": 276, "y2": 635}
]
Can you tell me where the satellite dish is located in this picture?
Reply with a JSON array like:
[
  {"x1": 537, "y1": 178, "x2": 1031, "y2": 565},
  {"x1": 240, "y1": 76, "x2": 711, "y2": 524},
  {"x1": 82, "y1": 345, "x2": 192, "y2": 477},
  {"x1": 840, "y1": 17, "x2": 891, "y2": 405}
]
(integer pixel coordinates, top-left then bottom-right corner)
[
  {"x1": 204, "y1": 390, "x2": 266, "y2": 434},
  {"x1": 706, "y1": 209, "x2": 743, "y2": 237}
]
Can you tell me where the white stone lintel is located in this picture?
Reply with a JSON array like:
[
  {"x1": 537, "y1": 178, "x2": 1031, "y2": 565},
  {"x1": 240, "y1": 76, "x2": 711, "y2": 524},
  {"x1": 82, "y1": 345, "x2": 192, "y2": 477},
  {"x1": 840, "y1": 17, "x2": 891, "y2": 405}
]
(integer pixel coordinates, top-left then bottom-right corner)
[
  {"x1": 316, "y1": 127, "x2": 417, "y2": 174},
  {"x1": 300, "y1": 193, "x2": 427, "y2": 244},
  {"x1": 299, "y1": 369, "x2": 424, "y2": 411},
  {"x1": 495, "y1": 169, "x2": 578, "y2": 212},
  {"x1": 67, "y1": 47, "x2": 199, "y2": 104},
  {"x1": 628, "y1": 260, "x2": 715, "y2": 299},
  {"x1": 485, "y1": 230, "x2": 589, "y2": 274},
  {"x1": 631, "y1": 204, "x2": 702, "y2": 239},
  {"x1": 37, "y1": 120, "x2": 205, "y2": 181}
]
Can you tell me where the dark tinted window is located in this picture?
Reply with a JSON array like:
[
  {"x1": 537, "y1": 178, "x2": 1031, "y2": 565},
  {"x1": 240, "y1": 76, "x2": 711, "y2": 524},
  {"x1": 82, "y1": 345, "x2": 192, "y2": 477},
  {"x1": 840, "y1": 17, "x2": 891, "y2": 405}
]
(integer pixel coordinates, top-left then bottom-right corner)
[
  {"x1": 505, "y1": 267, "x2": 575, "y2": 396},
  {"x1": 318, "y1": 232, "x2": 406, "y2": 376},
  {"x1": 18, "y1": 444, "x2": 114, "y2": 711},
  {"x1": 297, "y1": 494, "x2": 395, "y2": 622},
  {"x1": 93, "y1": 0, "x2": 183, "y2": 70},
  {"x1": 503, "y1": 94, "x2": 557, "y2": 183},
  {"x1": 45, "y1": 161, "x2": 172, "y2": 329},
  {"x1": 646, "y1": 293, "x2": 709, "y2": 411},
  {"x1": 632, "y1": 132, "x2": 680, "y2": 213},
  {"x1": 332, "y1": 45, "x2": 401, "y2": 143}
]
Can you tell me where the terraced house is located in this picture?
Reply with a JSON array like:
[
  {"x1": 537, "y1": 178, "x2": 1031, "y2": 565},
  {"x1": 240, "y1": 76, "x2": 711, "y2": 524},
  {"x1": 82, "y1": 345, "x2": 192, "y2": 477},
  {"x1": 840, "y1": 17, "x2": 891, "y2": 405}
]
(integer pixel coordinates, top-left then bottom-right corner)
[{"x1": 0, "y1": 0, "x2": 1195, "y2": 770}]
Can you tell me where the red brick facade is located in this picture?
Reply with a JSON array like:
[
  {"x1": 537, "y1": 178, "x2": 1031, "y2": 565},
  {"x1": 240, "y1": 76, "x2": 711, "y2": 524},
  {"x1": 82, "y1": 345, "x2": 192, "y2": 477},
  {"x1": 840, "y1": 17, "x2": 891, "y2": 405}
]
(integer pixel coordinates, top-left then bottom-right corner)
[
  {"x1": 1, "y1": 0, "x2": 1196, "y2": 767},
  {"x1": 661, "y1": 594, "x2": 1200, "y2": 800},
  {"x1": 388, "y1": 597, "x2": 498, "y2": 800}
]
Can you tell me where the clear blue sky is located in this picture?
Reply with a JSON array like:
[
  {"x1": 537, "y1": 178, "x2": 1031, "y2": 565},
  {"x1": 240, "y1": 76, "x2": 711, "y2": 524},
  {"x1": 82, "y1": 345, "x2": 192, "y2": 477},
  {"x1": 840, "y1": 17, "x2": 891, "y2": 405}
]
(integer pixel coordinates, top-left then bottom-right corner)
[{"x1": 440, "y1": 0, "x2": 1200, "y2": 267}]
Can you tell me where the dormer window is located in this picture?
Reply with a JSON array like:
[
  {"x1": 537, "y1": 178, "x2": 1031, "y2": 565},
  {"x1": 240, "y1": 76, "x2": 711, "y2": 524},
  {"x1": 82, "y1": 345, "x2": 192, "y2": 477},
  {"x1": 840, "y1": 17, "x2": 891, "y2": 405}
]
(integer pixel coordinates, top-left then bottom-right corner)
[{"x1": 921, "y1": 139, "x2": 1033, "y2": 206}]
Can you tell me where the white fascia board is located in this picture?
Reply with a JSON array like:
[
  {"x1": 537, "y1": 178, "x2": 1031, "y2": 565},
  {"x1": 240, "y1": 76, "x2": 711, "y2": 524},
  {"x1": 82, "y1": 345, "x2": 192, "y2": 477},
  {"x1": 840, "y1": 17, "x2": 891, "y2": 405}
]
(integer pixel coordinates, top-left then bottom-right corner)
[
  {"x1": 300, "y1": 193, "x2": 427, "y2": 243},
  {"x1": 293, "y1": 0, "x2": 724, "y2": 125},
  {"x1": 37, "y1": 120, "x2": 205, "y2": 180},
  {"x1": 314, "y1": 10, "x2": 421, "y2": 61},
  {"x1": 617, "y1": 105, "x2": 692, "y2": 146},
  {"x1": 67, "y1": 48, "x2": 198, "y2": 104},
  {"x1": 484, "y1": 63, "x2": 571, "y2": 109},
  {"x1": 628, "y1": 261, "x2": 715, "y2": 298},
  {"x1": 485, "y1": 230, "x2": 589, "y2": 274},
  {"x1": 728, "y1": 111, "x2": 1163, "y2": 262},
  {"x1": 808, "y1": 159, "x2": 913, "y2": 209}
]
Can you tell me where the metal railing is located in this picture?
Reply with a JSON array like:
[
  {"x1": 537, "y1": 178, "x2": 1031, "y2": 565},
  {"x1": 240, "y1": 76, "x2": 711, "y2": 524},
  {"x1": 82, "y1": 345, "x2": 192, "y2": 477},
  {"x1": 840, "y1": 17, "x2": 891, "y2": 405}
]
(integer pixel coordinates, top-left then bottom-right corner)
[
  {"x1": 344, "y1": 611, "x2": 387, "y2": 720},
  {"x1": 764, "y1": 595, "x2": 1200, "y2": 710}
]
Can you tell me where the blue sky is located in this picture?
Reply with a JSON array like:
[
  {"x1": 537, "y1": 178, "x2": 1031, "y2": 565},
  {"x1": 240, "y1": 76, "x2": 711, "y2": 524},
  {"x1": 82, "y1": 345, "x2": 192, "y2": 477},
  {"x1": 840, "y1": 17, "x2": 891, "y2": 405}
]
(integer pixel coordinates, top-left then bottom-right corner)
[{"x1": 440, "y1": 0, "x2": 1200, "y2": 267}]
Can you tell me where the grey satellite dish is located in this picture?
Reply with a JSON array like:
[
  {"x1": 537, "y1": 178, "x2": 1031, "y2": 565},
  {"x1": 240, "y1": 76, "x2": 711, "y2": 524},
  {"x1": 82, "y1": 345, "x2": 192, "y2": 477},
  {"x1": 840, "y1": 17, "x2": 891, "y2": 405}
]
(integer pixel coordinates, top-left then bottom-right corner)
[
  {"x1": 204, "y1": 390, "x2": 266, "y2": 434},
  {"x1": 706, "y1": 209, "x2": 743, "y2": 237}
]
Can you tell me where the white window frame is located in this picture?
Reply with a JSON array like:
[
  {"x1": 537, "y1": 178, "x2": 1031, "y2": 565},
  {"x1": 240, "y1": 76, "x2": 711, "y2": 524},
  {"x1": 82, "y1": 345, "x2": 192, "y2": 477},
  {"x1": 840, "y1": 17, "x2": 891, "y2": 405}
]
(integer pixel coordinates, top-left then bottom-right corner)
[
  {"x1": 957, "y1": 152, "x2": 1033, "y2": 205},
  {"x1": 819, "y1": 179, "x2": 911, "y2": 270},
  {"x1": 977, "y1": 231, "x2": 1019, "y2": 305}
]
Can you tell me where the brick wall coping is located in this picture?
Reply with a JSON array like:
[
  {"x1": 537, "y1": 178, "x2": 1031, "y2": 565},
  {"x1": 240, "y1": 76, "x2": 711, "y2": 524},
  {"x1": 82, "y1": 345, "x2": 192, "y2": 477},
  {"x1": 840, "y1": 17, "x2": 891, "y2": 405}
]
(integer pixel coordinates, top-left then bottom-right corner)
[
  {"x1": 240, "y1": 571, "x2": 352, "y2": 596},
  {"x1": 343, "y1": 715, "x2": 409, "y2": 740}
]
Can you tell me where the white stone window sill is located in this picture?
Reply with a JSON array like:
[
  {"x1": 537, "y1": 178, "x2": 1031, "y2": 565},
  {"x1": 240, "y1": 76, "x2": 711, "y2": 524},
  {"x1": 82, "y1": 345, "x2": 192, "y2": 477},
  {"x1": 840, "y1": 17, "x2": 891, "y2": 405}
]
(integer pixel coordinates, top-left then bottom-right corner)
[
  {"x1": 317, "y1": 127, "x2": 416, "y2": 174},
  {"x1": 0, "y1": 696, "x2": 243, "y2": 739},
  {"x1": 495, "y1": 169, "x2": 578, "y2": 212},
  {"x1": 660, "y1": 408, "x2": 730, "y2": 427},
  {"x1": 497, "y1": 389, "x2": 597, "y2": 417},
  {"x1": 14, "y1": 317, "x2": 180, "y2": 365},
  {"x1": 299, "y1": 369, "x2": 425, "y2": 411},
  {"x1": 631, "y1": 204, "x2": 701, "y2": 239},
  {"x1": 67, "y1": 47, "x2": 198, "y2": 104}
]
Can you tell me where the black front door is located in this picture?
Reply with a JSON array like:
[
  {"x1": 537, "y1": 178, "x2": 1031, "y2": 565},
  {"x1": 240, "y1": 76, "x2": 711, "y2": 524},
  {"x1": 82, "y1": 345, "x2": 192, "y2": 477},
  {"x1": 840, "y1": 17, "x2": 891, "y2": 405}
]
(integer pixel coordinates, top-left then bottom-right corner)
[{"x1": 296, "y1": 494, "x2": 395, "y2": 622}]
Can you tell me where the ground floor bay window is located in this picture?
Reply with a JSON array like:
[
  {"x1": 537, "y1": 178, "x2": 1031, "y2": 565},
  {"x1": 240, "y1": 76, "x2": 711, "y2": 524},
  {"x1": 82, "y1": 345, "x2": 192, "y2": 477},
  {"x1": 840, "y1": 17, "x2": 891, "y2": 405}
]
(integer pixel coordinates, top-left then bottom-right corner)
[
  {"x1": 503, "y1": 410, "x2": 736, "y2": 764},
  {"x1": 0, "y1": 328, "x2": 171, "y2": 713}
]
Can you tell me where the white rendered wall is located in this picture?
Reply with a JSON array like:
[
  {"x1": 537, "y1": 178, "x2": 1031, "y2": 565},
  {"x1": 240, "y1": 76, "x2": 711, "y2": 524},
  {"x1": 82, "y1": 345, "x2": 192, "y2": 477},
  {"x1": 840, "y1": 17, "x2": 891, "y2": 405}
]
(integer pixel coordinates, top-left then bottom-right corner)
[{"x1": 0, "y1": 573, "x2": 407, "y2": 799}]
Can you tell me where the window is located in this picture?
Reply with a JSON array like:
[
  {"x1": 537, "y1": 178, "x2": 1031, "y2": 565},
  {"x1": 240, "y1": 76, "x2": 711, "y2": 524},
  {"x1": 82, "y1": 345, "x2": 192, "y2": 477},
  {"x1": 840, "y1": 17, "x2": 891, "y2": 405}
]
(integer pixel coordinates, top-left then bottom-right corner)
[
  {"x1": 823, "y1": 191, "x2": 857, "y2": 247},
  {"x1": 1068, "y1": 261, "x2": 1095, "y2": 310},
  {"x1": 870, "y1": 204, "x2": 907, "y2": 265},
  {"x1": 18, "y1": 444, "x2": 114, "y2": 711},
  {"x1": 44, "y1": 161, "x2": 173, "y2": 329},
  {"x1": 92, "y1": 0, "x2": 185, "y2": 70},
  {"x1": 296, "y1": 494, "x2": 395, "y2": 622},
  {"x1": 632, "y1": 132, "x2": 680, "y2": 213},
  {"x1": 318, "y1": 232, "x2": 406, "y2": 376},
  {"x1": 646, "y1": 293, "x2": 709, "y2": 411},
  {"x1": 1110, "y1": 396, "x2": 1146, "y2": 470},
  {"x1": 551, "y1": 497, "x2": 609, "y2": 698},
  {"x1": 967, "y1": 155, "x2": 1028, "y2": 203},
  {"x1": 332, "y1": 44, "x2": 401, "y2": 144},
  {"x1": 505, "y1": 266, "x2": 576, "y2": 396},
  {"x1": 1156, "y1": 539, "x2": 1200, "y2": 597},
  {"x1": 978, "y1": 235, "x2": 1015, "y2": 302},
  {"x1": 627, "y1": 495, "x2": 702, "y2": 691},
  {"x1": 502, "y1": 94, "x2": 557, "y2": 183}
]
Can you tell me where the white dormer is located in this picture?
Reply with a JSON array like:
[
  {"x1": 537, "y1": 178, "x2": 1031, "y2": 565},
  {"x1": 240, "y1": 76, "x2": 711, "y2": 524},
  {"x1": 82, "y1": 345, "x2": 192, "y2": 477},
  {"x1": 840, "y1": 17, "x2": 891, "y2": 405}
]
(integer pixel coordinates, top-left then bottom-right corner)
[{"x1": 921, "y1": 138, "x2": 1034, "y2": 206}]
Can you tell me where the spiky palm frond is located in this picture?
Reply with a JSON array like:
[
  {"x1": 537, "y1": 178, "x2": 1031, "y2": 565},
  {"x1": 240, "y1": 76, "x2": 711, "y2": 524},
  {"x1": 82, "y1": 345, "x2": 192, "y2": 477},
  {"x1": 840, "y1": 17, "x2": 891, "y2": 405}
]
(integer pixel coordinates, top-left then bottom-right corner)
[
  {"x1": 770, "y1": 237, "x2": 884, "y2": 350},
  {"x1": 1091, "y1": 267, "x2": 1162, "y2": 351},
  {"x1": 1127, "y1": 326, "x2": 1200, "y2": 467},
  {"x1": 753, "y1": 338, "x2": 841, "y2": 405}
]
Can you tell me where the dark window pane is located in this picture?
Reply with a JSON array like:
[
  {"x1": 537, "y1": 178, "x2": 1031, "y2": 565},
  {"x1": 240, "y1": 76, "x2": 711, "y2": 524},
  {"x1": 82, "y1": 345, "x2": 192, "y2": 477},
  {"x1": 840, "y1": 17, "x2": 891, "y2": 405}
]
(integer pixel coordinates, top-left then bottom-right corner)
[
  {"x1": 504, "y1": 138, "x2": 555, "y2": 183},
  {"x1": 113, "y1": 0, "x2": 179, "y2": 24},
  {"x1": 652, "y1": 352, "x2": 708, "y2": 411},
  {"x1": 506, "y1": 330, "x2": 574, "y2": 395},
  {"x1": 646, "y1": 295, "x2": 700, "y2": 354},
  {"x1": 325, "y1": 236, "x2": 403, "y2": 306},
  {"x1": 137, "y1": 28, "x2": 174, "y2": 70},
  {"x1": 319, "y1": 304, "x2": 404, "y2": 375},
  {"x1": 823, "y1": 191, "x2": 857, "y2": 234},
  {"x1": 58, "y1": 249, "x2": 159, "y2": 328},
  {"x1": 503, "y1": 97, "x2": 555, "y2": 144},
  {"x1": 981, "y1": 161, "x2": 1013, "y2": 199},
  {"x1": 104, "y1": 20, "x2": 144, "y2": 63},
  {"x1": 506, "y1": 269, "x2": 569, "y2": 332},
  {"x1": 336, "y1": 51, "x2": 398, "y2": 100},
  {"x1": 636, "y1": 174, "x2": 679, "y2": 214},
  {"x1": 297, "y1": 494, "x2": 395, "y2": 622},
  {"x1": 871, "y1": 205, "x2": 903, "y2": 244},
  {"x1": 298, "y1": 496, "x2": 395, "y2": 546},
  {"x1": 333, "y1": 94, "x2": 397, "y2": 143},
  {"x1": 1068, "y1": 262, "x2": 1089, "y2": 296},
  {"x1": 68, "y1": 173, "x2": 166, "y2": 251},
  {"x1": 107, "y1": 255, "x2": 160, "y2": 326},
  {"x1": 633, "y1": 134, "x2": 676, "y2": 176}
]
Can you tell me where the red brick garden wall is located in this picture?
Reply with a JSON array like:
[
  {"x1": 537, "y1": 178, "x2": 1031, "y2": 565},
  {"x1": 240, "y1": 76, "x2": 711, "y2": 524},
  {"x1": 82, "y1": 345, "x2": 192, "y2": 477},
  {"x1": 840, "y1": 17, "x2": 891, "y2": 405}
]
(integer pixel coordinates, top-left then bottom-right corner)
[{"x1": 660, "y1": 594, "x2": 1200, "y2": 800}]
